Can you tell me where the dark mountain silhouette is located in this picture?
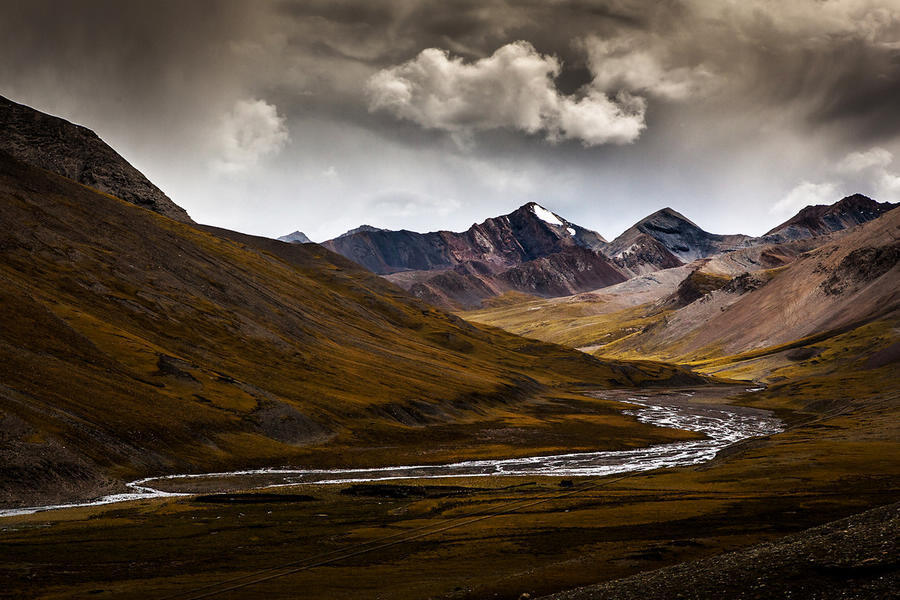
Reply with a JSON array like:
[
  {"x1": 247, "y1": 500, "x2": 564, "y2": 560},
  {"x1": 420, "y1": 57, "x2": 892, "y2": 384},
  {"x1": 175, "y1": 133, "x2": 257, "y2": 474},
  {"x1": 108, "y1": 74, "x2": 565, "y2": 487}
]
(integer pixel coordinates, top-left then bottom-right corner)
[
  {"x1": 0, "y1": 95, "x2": 191, "y2": 223},
  {"x1": 764, "y1": 194, "x2": 896, "y2": 241}
]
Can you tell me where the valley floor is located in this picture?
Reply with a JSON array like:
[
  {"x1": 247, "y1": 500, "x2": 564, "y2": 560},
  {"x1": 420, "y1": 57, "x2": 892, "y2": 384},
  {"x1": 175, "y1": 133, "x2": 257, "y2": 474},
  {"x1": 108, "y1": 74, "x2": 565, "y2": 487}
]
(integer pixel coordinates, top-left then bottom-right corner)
[{"x1": 1, "y1": 379, "x2": 897, "y2": 599}]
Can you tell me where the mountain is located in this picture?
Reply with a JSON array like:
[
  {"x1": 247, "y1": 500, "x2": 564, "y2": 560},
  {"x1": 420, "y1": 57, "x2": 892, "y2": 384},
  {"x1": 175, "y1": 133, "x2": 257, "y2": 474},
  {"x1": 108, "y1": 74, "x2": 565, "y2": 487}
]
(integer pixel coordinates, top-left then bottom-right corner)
[
  {"x1": 604, "y1": 207, "x2": 749, "y2": 274},
  {"x1": 338, "y1": 224, "x2": 386, "y2": 238},
  {"x1": 325, "y1": 197, "x2": 894, "y2": 310},
  {"x1": 277, "y1": 230, "x2": 313, "y2": 244},
  {"x1": 605, "y1": 207, "x2": 900, "y2": 361},
  {"x1": 464, "y1": 199, "x2": 900, "y2": 363},
  {"x1": 0, "y1": 148, "x2": 702, "y2": 507},
  {"x1": 323, "y1": 202, "x2": 619, "y2": 309},
  {"x1": 602, "y1": 197, "x2": 895, "y2": 278},
  {"x1": 322, "y1": 202, "x2": 607, "y2": 275},
  {"x1": 764, "y1": 193, "x2": 896, "y2": 242},
  {"x1": 0, "y1": 95, "x2": 191, "y2": 223}
]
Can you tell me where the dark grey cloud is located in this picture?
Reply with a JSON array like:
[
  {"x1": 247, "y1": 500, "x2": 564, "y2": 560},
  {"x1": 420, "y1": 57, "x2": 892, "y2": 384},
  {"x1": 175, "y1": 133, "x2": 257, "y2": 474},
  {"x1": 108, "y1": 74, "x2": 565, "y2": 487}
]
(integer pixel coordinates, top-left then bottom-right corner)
[{"x1": 0, "y1": 0, "x2": 898, "y2": 241}]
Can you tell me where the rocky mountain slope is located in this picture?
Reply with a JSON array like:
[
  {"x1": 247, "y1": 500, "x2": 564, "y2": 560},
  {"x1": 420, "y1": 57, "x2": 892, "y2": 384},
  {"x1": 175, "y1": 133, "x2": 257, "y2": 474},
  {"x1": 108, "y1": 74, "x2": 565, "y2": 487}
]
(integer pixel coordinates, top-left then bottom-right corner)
[
  {"x1": 322, "y1": 203, "x2": 621, "y2": 309},
  {"x1": 337, "y1": 224, "x2": 386, "y2": 238},
  {"x1": 0, "y1": 95, "x2": 191, "y2": 223},
  {"x1": 325, "y1": 197, "x2": 894, "y2": 310},
  {"x1": 544, "y1": 501, "x2": 899, "y2": 600},
  {"x1": 604, "y1": 207, "x2": 900, "y2": 361},
  {"x1": 464, "y1": 203, "x2": 899, "y2": 366},
  {"x1": 322, "y1": 202, "x2": 607, "y2": 275},
  {"x1": 392, "y1": 245, "x2": 627, "y2": 310},
  {"x1": 0, "y1": 149, "x2": 703, "y2": 508},
  {"x1": 604, "y1": 207, "x2": 749, "y2": 275}
]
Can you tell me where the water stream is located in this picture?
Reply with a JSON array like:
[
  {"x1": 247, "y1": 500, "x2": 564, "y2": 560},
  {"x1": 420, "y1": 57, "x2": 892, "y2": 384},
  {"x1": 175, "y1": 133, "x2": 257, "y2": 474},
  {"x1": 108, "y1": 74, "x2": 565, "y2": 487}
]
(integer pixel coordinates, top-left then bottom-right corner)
[{"x1": 0, "y1": 393, "x2": 782, "y2": 518}]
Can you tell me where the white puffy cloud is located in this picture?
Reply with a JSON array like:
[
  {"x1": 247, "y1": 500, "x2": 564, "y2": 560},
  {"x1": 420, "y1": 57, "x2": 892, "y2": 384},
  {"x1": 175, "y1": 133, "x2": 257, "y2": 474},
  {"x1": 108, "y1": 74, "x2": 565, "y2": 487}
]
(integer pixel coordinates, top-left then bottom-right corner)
[
  {"x1": 581, "y1": 35, "x2": 715, "y2": 101},
  {"x1": 213, "y1": 98, "x2": 289, "y2": 173},
  {"x1": 366, "y1": 41, "x2": 646, "y2": 146},
  {"x1": 837, "y1": 147, "x2": 893, "y2": 173},
  {"x1": 770, "y1": 181, "x2": 839, "y2": 216}
]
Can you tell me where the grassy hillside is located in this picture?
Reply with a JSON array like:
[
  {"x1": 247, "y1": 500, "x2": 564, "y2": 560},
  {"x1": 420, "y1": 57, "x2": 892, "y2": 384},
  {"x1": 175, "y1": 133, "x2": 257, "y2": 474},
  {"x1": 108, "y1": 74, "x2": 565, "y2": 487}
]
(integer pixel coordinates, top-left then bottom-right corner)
[{"x1": 0, "y1": 152, "x2": 706, "y2": 507}]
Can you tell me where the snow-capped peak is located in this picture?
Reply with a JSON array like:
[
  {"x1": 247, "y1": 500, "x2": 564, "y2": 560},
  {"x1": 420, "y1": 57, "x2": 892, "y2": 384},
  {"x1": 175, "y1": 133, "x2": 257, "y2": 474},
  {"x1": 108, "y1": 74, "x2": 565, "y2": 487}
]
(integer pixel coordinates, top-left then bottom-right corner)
[{"x1": 532, "y1": 204, "x2": 564, "y2": 226}]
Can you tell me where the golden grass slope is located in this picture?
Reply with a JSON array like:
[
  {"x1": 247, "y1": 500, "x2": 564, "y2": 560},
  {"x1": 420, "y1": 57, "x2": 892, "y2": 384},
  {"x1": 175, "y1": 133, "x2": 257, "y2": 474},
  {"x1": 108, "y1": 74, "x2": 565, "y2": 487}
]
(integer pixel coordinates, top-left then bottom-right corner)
[{"x1": 462, "y1": 267, "x2": 694, "y2": 350}]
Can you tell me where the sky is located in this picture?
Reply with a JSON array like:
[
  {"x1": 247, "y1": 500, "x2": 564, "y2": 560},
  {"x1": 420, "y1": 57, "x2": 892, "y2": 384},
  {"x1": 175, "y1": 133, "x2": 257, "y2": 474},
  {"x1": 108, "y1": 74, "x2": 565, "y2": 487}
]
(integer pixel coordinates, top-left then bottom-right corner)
[{"x1": 2, "y1": 0, "x2": 899, "y2": 241}]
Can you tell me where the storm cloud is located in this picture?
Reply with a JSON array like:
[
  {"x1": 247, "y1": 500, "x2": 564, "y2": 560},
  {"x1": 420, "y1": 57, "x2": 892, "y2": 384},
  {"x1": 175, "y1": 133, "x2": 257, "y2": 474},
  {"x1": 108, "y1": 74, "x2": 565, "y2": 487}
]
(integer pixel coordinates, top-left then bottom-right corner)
[{"x1": 0, "y1": 0, "x2": 897, "y2": 240}]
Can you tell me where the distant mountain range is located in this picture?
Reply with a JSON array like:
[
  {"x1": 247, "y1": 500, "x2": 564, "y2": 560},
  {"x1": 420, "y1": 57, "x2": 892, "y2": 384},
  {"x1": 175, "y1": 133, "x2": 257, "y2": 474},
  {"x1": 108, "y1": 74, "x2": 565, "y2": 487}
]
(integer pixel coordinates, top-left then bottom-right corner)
[
  {"x1": 305, "y1": 196, "x2": 896, "y2": 309},
  {"x1": 320, "y1": 202, "x2": 620, "y2": 308},
  {"x1": 277, "y1": 230, "x2": 312, "y2": 244}
]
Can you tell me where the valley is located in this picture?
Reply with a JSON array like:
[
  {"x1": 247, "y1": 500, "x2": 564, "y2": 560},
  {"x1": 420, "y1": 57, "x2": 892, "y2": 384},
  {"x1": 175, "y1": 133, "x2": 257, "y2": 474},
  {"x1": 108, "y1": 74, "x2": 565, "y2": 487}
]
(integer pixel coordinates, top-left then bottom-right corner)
[
  {"x1": 0, "y1": 93, "x2": 897, "y2": 600},
  {"x1": 1, "y1": 374, "x2": 895, "y2": 599}
]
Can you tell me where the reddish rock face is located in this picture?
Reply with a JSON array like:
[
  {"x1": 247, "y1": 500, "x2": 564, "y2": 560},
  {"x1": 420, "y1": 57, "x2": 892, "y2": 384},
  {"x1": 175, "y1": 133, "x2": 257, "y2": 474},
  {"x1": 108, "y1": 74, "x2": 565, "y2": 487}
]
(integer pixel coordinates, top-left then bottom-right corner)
[
  {"x1": 323, "y1": 202, "x2": 621, "y2": 309},
  {"x1": 400, "y1": 246, "x2": 628, "y2": 310},
  {"x1": 322, "y1": 202, "x2": 607, "y2": 276}
]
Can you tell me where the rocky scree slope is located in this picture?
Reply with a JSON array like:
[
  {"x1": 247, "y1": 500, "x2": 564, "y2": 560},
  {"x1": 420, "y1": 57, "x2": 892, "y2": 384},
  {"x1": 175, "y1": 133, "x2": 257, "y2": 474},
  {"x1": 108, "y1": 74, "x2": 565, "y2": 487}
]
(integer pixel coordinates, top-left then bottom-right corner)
[{"x1": 544, "y1": 501, "x2": 899, "y2": 600}]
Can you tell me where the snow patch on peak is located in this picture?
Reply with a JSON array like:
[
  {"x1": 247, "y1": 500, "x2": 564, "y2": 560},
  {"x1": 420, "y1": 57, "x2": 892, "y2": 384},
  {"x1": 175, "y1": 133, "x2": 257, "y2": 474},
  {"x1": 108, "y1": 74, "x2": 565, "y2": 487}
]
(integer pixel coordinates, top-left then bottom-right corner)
[
  {"x1": 567, "y1": 227, "x2": 576, "y2": 236},
  {"x1": 532, "y1": 204, "x2": 564, "y2": 226}
]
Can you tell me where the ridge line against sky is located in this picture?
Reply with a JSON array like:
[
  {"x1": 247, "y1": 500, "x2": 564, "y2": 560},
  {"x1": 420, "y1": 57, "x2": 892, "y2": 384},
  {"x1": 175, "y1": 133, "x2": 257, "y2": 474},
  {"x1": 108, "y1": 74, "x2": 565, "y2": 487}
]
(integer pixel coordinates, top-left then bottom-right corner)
[{"x1": 1, "y1": 0, "x2": 898, "y2": 241}]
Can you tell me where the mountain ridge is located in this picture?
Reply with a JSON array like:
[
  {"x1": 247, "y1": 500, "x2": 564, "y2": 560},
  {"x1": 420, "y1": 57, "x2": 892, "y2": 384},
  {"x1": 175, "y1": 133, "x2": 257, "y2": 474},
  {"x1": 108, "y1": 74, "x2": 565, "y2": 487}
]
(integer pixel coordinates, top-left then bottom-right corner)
[
  {"x1": 0, "y1": 95, "x2": 192, "y2": 223},
  {"x1": 764, "y1": 193, "x2": 896, "y2": 240},
  {"x1": 323, "y1": 196, "x2": 892, "y2": 309},
  {"x1": 322, "y1": 202, "x2": 608, "y2": 275}
]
